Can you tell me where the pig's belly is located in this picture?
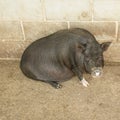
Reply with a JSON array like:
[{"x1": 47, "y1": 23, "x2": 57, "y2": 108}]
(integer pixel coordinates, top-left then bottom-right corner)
[{"x1": 37, "y1": 66, "x2": 74, "y2": 82}]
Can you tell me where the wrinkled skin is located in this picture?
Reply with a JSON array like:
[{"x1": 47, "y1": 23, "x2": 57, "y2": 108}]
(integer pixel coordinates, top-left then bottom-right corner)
[{"x1": 20, "y1": 28, "x2": 111, "y2": 88}]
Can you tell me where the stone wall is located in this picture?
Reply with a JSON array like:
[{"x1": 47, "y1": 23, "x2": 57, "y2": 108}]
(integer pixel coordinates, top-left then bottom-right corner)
[{"x1": 0, "y1": 0, "x2": 120, "y2": 62}]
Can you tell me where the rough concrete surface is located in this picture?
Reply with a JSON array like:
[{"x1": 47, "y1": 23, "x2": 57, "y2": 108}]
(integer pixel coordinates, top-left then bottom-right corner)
[{"x1": 0, "y1": 60, "x2": 120, "y2": 120}]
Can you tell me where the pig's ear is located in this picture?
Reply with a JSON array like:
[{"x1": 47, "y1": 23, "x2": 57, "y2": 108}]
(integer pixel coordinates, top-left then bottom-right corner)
[{"x1": 101, "y1": 42, "x2": 111, "y2": 52}]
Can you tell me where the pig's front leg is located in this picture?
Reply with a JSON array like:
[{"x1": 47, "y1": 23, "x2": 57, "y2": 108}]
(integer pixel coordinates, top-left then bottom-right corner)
[
  {"x1": 72, "y1": 67, "x2": 89, "y2": 87},
  {"x1": 81, "y1": 78, "x2": 89, "y2": 87}
]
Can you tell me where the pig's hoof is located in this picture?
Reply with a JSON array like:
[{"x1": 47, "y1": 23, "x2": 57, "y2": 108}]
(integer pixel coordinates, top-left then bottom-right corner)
[
  {"x1": 48, "y1": 81, "x2": 62, "y2": 89},
  {"x1": 81, "y1": 78, "x2": 89, "y2": 87},
  {"x1": 56, "y1": 84, "x2": 62, "y2": 89}
]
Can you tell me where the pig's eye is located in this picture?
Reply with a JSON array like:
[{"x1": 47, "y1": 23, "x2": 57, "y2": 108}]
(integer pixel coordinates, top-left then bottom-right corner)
[
  {"x1": 85, "y1": 55, "x2": 89, "y2": 58},
  {"x1": 85, "y1": 55, "x2": 90, "y2": 61}
]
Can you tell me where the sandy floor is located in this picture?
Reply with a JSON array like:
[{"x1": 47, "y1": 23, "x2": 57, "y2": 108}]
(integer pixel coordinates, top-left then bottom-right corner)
[{"x1": 0, "y1": 60, "x2": 120, "y2": 120}]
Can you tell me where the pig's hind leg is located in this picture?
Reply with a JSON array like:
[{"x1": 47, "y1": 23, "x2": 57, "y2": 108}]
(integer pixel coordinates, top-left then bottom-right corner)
[{"x1": 47, "y1": 81, "x2": 62, "y2": 89}]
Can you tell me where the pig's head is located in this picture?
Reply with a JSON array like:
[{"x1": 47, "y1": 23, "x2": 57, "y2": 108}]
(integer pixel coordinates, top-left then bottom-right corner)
[{"x1": 83, "y1": 42, "x2": 111, "y2": 77}]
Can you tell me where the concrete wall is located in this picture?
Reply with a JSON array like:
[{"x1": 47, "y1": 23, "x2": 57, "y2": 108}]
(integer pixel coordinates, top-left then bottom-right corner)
[{"x1": 0, "y1": 0, "x2": 120, "y2": 62}]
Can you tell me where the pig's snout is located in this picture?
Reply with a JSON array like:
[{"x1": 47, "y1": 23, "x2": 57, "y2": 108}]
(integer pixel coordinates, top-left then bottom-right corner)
[{"x1": 91, "y1": 67, "x2": 103, "y2": 78}]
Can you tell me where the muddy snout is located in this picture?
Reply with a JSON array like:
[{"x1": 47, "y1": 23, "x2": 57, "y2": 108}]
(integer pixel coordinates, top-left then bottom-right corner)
[{"x1": 91, "y1": 67, "x2": 103, "y2": 78}]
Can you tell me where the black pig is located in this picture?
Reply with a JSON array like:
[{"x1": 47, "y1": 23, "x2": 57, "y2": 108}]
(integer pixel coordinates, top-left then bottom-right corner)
[{"x1": 20, "y1": 28, "x2": 111, "y2": 88}]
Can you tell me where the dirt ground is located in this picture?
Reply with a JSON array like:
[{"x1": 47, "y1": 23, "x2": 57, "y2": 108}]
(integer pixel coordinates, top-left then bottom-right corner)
[{"x1": 0, "y1": 60, "x2": 120, "y2": 120}]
